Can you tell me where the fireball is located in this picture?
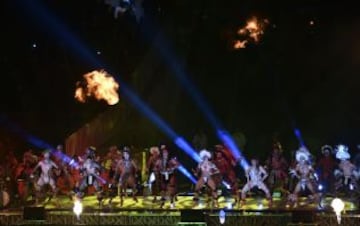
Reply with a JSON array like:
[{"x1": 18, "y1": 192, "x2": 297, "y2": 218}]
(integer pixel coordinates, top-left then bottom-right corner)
[{"x1": 75, "y1": 70, "x2": 119, "y2": 105}]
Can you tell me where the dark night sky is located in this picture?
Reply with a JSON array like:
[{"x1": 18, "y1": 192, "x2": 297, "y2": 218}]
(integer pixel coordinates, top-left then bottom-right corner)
[{"x1": 1, "y1": 0, "x2": 360, "y2": 157}]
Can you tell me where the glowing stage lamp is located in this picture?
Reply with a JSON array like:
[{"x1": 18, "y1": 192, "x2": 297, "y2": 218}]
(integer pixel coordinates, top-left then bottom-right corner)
[
  {"x1": 73, "y1": 198, "x2": 83, "y2": 220},
  {"x1": 219, "y1": 209, "x2": 226, "y2": 224},
  {"x1": 331, "y1": 198, "x2": 345, "y2": 224}
]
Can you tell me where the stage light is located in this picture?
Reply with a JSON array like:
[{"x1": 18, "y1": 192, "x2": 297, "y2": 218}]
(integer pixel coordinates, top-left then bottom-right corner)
[
  {"x1": 219, "y1": 210, "x2": 226, "y2": 224},
  {"x1": 174, "y1": 137, "x2": 201, "y2": 163},
  {"x1": 294, "y1": 128, "x2": 305, "y2": 147},
  {"x1": 73, "y1": 198, "x2": 83, "y2": 220},
  {"x1": 258, "y1": 203, "x2": 264, "y2": 210},
  {"x1": 140, "y1": 20, "x2": 250, "y2": 171},
  {"x1": 217, "y1": 130, "x2": 249, "y2": 170},
  {"x1": 350, "y1": 184, "x2": 354, "y2": 190},
  {"x1": 32, "y1": 43, "x2": 37, "y2": 48},
  {"x1": 96, "y1": 51, "x2": 101, "y2": 55},
  {"x1": 226, "y1": 202, "x2": 233, "y2": 210},
  {"x1": 331, "y1": 198, "x2": 345, "y2": 224},
  {"x1": 178, "y1": 164, "x2": 197, "y2": 184},
  {"x1": 222, "y1": 181, "x2": 231, "y2": 190},
  {"x1": 17, "y1": 0, "x2": 201, "y2": 185},
  {"x1": 318, "y1": 184, "x2": 323, "y2": 191},
  {"x1": 198, "y1": 202, "x2": 204, "y2": 209}
]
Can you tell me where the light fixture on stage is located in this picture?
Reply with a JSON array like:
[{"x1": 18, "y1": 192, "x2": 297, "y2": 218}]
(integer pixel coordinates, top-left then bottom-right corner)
[
  {"x1": 226, "y1": 201, "x2": 233, "y2": 210},
  {"x1": 73, "y1": 198, "x2": 83, "y2": 220},
  {"x1": 219, "y1": 209, "x2": 226, "y2": 224},
  {"x1": 318, "y1": 184, "x2": 323, "y2": 191},
  {"x1": 350, "y1": 183, "x2": 354, "y2": 190},
  {"x1": 331, "y1": 198, "x2": 345, "y2": 224},
  {"x1": 258, "y1": 203, "x2": 264, "y2": 210}
]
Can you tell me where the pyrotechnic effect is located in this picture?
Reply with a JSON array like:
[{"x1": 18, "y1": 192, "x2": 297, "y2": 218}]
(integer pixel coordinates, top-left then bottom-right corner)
[
  {"x1": 75, "y1": 70, "x2": 120, "y2": 105},
  {"x1": 234, "y1": 17, "x2": 269, "y2": 49}
]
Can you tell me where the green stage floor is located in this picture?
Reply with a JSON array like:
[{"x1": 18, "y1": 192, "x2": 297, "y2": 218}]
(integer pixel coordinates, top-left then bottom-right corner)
[{"x1": 18, "y1": 195, "x2": 357, "y2": 212}]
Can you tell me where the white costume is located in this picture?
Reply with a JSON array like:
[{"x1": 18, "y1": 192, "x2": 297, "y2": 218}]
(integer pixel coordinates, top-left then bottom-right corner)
[
  {"x1": 33, "y1": 152, "x2": 58, "y2": 190},
  {"x1": 334, "y1": 145, "x2": 359, "y2": 191},
  {"x1": 288, "y1": 146, "x2": 318, "y2": 204},
  {"x1": 241, "y1": 159, "x2": 271, "y2": 203},
  {"x1": 193, "y1": 150, "x2": 220, "y2": 205}
]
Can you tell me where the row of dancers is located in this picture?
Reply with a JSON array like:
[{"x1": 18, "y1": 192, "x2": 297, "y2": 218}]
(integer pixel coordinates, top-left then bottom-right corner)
[{"x1": 0, "y1": 142, "x2": 358, "y2": 208}]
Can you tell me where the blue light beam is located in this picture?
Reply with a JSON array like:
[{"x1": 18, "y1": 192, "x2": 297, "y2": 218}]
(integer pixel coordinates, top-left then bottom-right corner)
[
  {"x1": 178, "y1": 164, "x2": 197, "y2": 184},
  {"x1": 294, "y1": 128, "x2": 305, "y2": 147},
  {"x1": 17, "y1": 0, "x2": 101, "y2": 68},
  {"x1": 140, "y1": 20, "x2": 249, "y2": 170},
  {"x1": 15, "y1": 0, "x2": 202, "y2": 181}
]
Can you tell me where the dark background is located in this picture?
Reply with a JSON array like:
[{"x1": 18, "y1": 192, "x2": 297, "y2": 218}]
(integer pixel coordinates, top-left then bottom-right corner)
[{"x1": 1, "y1": 0, "x2": 360, "y2": 161}]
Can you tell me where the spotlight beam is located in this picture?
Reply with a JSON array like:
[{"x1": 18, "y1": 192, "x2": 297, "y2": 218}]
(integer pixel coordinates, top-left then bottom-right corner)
[
  {"x1": 294, "y1": 128, "x2": 306, "y2": 147},
  {"x1": 17, "y1": 0, "x2": 101, "y2": 68},
  {"x1": 15, "y1": 0, "x2": 201, "y2": 182},
  {"x1": 140, "y1": 20, "x2": 249, "y2": 169}
]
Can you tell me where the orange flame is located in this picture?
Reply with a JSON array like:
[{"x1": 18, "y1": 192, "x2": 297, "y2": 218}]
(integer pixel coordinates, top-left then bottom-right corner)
[
  {"x1": 75, "y1": 70, "x2": 119, "y2": 105},
  {"x1": 234, "y1": 17, "x2": 268, "y2": 49},
  {"x1": 233, "y1": 40, "x2": 247, "y2": 49}
]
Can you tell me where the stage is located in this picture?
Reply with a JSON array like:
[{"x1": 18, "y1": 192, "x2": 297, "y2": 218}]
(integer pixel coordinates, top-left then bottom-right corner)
[{"x1": 0, "y1": 194, "x2": 359, "y2": 226}]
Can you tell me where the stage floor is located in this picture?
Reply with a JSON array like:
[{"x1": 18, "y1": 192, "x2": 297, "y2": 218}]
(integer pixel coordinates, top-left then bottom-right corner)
[
  {"x1": 0, "y1": 195, "x2": 358, "y2": 226},
  {"x1": 5, "y1": 194, "x2": 358, "y2": 212}
]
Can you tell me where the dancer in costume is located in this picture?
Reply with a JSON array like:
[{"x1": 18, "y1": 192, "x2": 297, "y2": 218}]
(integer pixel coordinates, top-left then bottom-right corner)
[
  {"x1": 31, "y1": 150, "x2": 58, "y2": 203},
  {"x1": 113, "y1": 147, "x2": 138, "y2": 206},
  {"x1": 316, "y1": 145, "x2": 335, "y2": 193},
  {"x1": 146, "y1": 146, "x2": 161, "y2": 202},
  {"x1": 240, "y1": 158, "x2": 272, "y2": 206},
  {"x1": 288, "y1": 147, "x2": 319, "y2": 206},
  {"x1": 193, "y1": 149, "x2": 220, "y2": 207},
  {"x1": 265, "y1": 142, "x2": 288, "y2": 190},
  {"x1": 334, "y1": 144, "x2": 359, "y2": 193},
  {"x1": 158, "y1": 147, "x2": 179, "y2": 208},
  {"x1": 77, "y1": 147, "x2": 103, "y2": 199},
  {"x1": 213, "y1": 145, "x2": 239, "y2": 205}
]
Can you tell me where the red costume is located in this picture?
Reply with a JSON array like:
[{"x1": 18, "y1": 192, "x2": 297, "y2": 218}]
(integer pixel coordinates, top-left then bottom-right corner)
[
  {"x1": 214, "y1": 145, "x2": 239, "y2": 203},
  {"x1": 265, "y1": 142, "x2": 288, "y2": 188}
]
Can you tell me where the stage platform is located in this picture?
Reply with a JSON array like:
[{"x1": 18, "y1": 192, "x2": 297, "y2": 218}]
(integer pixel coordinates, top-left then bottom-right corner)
[{"x1": 0, "y1": 195, "x2": 358, "y2": 226}]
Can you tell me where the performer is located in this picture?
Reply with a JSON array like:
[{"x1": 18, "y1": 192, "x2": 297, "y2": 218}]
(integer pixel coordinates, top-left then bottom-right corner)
[
  {"x1": 15, "y1": 150, "x2": 37, "y2": 203},
  {"x1": 334, "y1": 144, "x2": 359, "y2": 192},
  {"x1": 213, "y1": 145, "x2": 239, "y2": 205},
  {"x1": 240, "y1": 158, "x2": 272, "y2": 206},
  {"x1": 316, "y1": 145, "x2": 336, "y2": 192},
  {"x1": 158, "y1": 148, "x2": 179, "y2": 208},
  {"x1": 193, "y1": 149, "x2": 220, "y2": 207},
  {"x1": 265, "y1": 142, "x2": 288, "y2": 190},
  {"x1": 288, "y1": 147, "x2": 318, "y2": 206},
  {"x1": 3, "y1": 151, "x2": 18, "y2": 199},
  {"x1": 146, "y1": 146, "x2": 161, "y2": 202},
  {"x1": 113, "y1": 147, "x2": 138, "y2": 206},
  {"x1": 31, "y1": 150, "x2": 58, "y2": 203},
  {"x1": 77, "y1": 147, "x2": 103, "y2": 199}
]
